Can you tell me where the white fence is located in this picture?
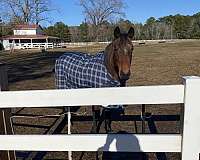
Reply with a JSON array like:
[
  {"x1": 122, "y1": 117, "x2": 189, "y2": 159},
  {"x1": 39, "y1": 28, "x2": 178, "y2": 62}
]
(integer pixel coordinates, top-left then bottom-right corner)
[
  {"x1": 4, "y1": 42, "x2": 62, "y2": 50},
  {"x1": 0, "y1": 76, "x2": 200, "y2": 160},
  {"x1": 18, "y1": 43, "x2": 62, "y2": 50},
  {"x1": 64, "y1": 39, "x2": 199, "y2": 48}
]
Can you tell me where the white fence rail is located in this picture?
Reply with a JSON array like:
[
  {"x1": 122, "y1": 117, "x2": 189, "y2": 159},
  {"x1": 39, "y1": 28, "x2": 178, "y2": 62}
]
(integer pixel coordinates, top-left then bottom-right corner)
[
  {"x1": 0, "y1": 135, "x2": 181, "y2": 152},
  {"x1": 19, "y1": 43, "x2": 59, "y2": 49},
  {"x1": 63, "y1": 39, "x2": 191, "y2": 47},
  {"x1": 0, "y1": 76, "x2": 200, "y2": 160},
  {"x1": 7, "y1": 43, "x2": 62, "y2": 50},
  {"x1": 0, "y1": 85, "x2": 184, "y2": 107}
]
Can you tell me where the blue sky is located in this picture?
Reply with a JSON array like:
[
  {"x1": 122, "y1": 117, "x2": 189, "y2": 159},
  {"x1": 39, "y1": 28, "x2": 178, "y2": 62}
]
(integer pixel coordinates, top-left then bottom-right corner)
[{"x1": 46, "y1": 0, "x2": 200, "y2": 26}]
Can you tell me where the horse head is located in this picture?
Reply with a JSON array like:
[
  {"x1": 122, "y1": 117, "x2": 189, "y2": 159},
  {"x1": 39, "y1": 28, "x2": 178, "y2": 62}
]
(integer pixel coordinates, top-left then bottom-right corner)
[{"x1": 105, "y1": 26, "x2": 134, "y2": 86}]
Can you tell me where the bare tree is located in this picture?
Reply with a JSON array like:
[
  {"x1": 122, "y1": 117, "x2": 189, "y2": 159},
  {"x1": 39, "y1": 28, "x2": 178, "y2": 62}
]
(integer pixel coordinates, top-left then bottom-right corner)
[
  {"x1": 79, "y1": 0, "x2": 125, "y2": 41},
  {"x1": 1, "y1": 0, "x2": 30, "y2": 23},
  {"x1": 33, "y1": 0, "x2": 52, "y2": 24},
  {"x1": 134, "y1": 23, "x2": 143, "y2": 40},
  {"x1": 1, "y1": 0, "x2": 52, "y2": 24},
  {"x1": 79, "y1": 0, "x2": 125, "y2": 26}
]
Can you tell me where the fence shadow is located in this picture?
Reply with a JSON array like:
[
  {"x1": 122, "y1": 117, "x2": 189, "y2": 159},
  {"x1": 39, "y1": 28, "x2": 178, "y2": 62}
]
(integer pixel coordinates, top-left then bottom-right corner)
[{"x1": 6, "y1": 52, "x2": 64, "y2": 83}]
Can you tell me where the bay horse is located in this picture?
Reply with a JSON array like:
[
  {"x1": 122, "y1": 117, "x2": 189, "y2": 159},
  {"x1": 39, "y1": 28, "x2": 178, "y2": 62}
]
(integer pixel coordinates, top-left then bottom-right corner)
[
  {"x1": 55, "y1": 26, "x2": 134, "y2": 133},
  {"x1": 104, "y1": 26, "x2": 134, "y2": 87}
]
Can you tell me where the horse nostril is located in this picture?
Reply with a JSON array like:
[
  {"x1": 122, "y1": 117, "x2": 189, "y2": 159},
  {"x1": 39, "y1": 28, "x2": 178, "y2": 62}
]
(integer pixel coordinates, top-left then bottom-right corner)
[{"x1": 120, "y1": 71, "x2": 130, "y2": 80}]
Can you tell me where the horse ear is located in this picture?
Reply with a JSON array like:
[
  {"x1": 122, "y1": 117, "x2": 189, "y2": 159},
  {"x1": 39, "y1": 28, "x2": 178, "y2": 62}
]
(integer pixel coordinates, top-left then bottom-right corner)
[
  {"x1": 114, "y1": 26, "x2": 121, "y2": 39},
  {"x1": 128, "y1": 27, "x2": 135, "y2": 39}
]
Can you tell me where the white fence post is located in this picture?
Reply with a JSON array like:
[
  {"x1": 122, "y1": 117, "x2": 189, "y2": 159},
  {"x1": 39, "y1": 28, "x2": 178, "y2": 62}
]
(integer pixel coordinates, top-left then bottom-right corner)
[
  {"x1": 67, "y1": 107, "x2": 72, "y2": 160},
  {"x1": 182, "y1": 76, "x2": 200, "y2": 160}
]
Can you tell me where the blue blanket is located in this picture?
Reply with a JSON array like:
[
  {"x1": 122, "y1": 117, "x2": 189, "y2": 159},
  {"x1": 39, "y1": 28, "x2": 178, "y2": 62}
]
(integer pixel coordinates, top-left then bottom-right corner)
[
  {"x1": 55, "y1": 52, "x2": 123, "y2": 110},
  {"x1": 55, "y1": 52, "x2": 120, "y2": 89}
]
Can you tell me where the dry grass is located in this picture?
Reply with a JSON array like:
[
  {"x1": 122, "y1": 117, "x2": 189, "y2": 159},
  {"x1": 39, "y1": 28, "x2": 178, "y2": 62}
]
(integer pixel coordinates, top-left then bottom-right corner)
[
  {"x1": 1, "y1": 40, "x2": 199, "y2": 90},
  {"x1": 130, "y1": 40, "x2": 200, "y2": 86},
  {"x1": 1, "y1": 40, "x2": 200, "y2": 160}
]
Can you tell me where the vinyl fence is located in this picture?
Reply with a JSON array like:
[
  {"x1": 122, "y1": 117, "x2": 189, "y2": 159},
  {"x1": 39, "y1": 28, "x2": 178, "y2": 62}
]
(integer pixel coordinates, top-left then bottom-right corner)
[{"x1": 0, "y1": 76, "x2": 200, "y2": 160}]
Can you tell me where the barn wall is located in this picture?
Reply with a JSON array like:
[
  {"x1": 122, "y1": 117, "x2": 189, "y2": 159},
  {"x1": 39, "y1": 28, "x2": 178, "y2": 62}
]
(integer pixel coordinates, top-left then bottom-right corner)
[{"x1": 14, "y1": 29, "x2": 37, "y2": 35}]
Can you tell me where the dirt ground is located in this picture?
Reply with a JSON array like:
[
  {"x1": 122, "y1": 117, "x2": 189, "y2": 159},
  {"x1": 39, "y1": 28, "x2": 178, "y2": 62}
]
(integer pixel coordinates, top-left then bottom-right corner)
[{"x1": 1, "y1": 40, "x2": 200, "y2": 160}]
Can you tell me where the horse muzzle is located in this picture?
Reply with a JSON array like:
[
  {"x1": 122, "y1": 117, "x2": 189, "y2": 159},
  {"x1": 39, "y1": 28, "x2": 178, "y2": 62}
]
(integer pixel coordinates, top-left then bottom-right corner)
[{"x1": 119, "y1": 71, "x2": 130, "y2": 81}]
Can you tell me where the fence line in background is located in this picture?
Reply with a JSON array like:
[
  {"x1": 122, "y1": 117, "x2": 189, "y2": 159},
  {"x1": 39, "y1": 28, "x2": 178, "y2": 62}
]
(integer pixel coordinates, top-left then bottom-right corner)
[{"x1": 64, "y1": 39, "x2": 198, "y2": 48}]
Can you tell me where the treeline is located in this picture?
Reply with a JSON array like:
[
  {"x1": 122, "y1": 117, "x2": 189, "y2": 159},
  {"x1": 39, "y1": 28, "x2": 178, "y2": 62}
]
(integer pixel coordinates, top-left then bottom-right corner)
[
  {"x1": 44, "y1": 12, "x2": 200, "y2": 42},
  {"x1": 1, "y1": 12, "x2": 200, "y2": 42},
  {"x1": 43, "y1": 22, "x2": 71, "y2": 42},
  {"x1": 136, "y1": 12, "x2": 200, "y2": 40}
]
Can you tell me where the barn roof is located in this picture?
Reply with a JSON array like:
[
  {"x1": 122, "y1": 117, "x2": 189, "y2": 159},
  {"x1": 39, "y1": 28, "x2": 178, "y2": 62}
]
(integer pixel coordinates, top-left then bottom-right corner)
[{"x1": 14, "y1": 24, "x2": 42, "y2": 30}]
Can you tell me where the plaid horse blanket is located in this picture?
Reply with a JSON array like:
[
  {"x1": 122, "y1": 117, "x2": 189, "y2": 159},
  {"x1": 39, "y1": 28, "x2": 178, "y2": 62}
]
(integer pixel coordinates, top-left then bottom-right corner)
[
  {"x1": 55, "y1": 52, "x2": 123, "y2": 110},
  {"x1": 55, "y1": 52, "x2": 120, "y2": 89}
]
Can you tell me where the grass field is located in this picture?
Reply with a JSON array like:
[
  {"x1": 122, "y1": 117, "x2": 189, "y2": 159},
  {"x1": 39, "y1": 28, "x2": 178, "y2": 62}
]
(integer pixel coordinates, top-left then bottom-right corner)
[{"x1": 1, "y1": 40, "x2": 200, "y2": 160}]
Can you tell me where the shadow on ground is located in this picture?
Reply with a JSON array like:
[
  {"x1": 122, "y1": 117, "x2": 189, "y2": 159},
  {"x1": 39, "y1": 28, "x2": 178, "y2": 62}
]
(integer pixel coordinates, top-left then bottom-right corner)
[{"x1": 4, "y1": 51, "x2": 64, "y2": 83}]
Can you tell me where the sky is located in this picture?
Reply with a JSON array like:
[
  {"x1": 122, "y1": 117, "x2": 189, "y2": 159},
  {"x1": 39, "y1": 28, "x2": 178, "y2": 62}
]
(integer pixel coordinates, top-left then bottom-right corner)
[{"x1": 46, "y1": 0, "x2": 200, "y2": 26}]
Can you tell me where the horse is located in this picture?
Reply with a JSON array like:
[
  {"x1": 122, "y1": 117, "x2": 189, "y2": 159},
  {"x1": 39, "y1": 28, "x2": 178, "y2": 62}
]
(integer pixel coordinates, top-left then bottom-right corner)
[{"x1": 55, "y1": 26, "x2": 134, "y2": 133}]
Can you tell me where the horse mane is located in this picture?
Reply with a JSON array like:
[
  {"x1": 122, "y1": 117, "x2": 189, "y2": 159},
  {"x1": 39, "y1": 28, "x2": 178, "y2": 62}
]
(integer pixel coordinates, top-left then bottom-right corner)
[{"x1": 104, "y1": 43, "x2": 119, "y2": 81}]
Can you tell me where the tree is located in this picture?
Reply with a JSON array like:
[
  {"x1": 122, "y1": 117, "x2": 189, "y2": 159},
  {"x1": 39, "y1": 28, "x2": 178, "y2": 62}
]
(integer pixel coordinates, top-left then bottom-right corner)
[
  {"x1": 0, "y1": 18, "x2": 13, "y2": 37},
  {"x1": 79, "y1": 22, "x2": 89, "y2": 42},
  {"x1": 190, "y1": 17, "x2": 200, "y2": 38},
  {"x1": 146, "y1": 17, "x2": 156, "y2": 39},
  {"x1": 1, "y1": 0, "x2": 52, "y2": 24},
  {"x1": 44, "y1": 22, "x2": 71, "y2": 42},
  {"x1": 134, "y1": 23, "x2": 144, "y2": 40},
  {"x1": 33, "y1": 0, "x2": 52, "y2": 24},
  {"x1": 1, "y1": 0, "x2": 30, "y2": 23},
  {"x1": 79, "y1": 0, "x2": 125, "y2": 26},
  {"x1": 79, "y1": 0, "x2": 125, "y2": 41},
  {"x1": 146, "y1": 17, "x2": 156, "y2": 26},
  {"x1": 54, "y1": 22, "x2": 71, "y2": 42}
]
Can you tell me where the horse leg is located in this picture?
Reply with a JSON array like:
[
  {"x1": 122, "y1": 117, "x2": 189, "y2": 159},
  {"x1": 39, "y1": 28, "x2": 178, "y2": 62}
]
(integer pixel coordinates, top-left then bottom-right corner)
[
  {"x1": 92, "y1": 106, "x2": 101, "y2": 160},
  {"x1": 107, "y1": 118, "x2": 112, "y2": 133},
  {"x1": 91, "y1": 106, "x2": 100, "y2": 133},
  {"x1": 104, "y1": 109, "x2": 112, "y2": 133},
  {"x1": 104, "y1": 106, "x2": 125, "y2": 133}
]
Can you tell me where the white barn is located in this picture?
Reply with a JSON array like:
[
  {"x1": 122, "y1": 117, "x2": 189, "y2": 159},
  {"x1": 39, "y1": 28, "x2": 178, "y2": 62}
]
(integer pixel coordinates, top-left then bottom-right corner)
[{"x1": 1, "y1": 24, "x2": 62, "y2": 51}]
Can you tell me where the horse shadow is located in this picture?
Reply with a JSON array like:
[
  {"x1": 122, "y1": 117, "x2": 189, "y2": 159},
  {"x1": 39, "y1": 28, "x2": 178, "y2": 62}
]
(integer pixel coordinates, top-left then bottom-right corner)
[{"x1": 98, "y1": 131, "x2": 148, "y2": 160}]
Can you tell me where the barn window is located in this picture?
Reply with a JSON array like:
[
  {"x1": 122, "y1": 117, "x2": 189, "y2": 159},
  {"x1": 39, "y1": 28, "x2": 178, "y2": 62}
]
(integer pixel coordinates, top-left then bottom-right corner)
[
  {"x1": 32, "y1": 39, "x2": 46, "y2": 43},
  {"x1": 14, "y1": 39, "x2": 19, "y2": 43},
  {"x1": 9, "y1": 40, "x2": 14, "y2": 43},
  {"x1": 20, "y1": 39, "x2": 31, "y2": 43}
]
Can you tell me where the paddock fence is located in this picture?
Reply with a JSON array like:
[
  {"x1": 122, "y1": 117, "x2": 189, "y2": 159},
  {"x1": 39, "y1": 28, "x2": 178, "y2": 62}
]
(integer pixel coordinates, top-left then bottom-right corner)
[
  {"x1": 4, "y1": 43, "x2": 63, "y2": 51},
  {"x1": 63, "y1": 39, "x2": 198, "y2": 48},
  {"x1": 0, "y1": 64, "x2": 200, "y2": 159}
]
